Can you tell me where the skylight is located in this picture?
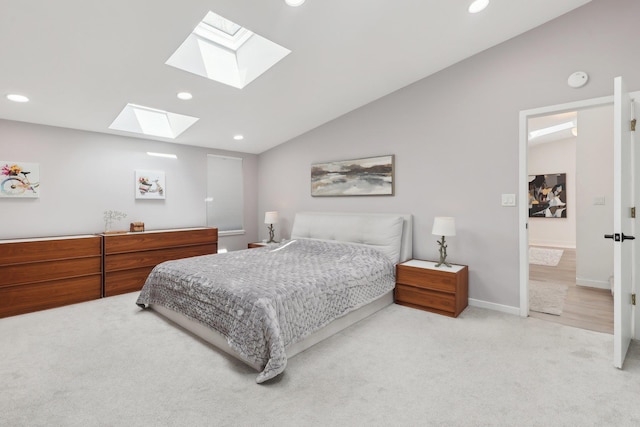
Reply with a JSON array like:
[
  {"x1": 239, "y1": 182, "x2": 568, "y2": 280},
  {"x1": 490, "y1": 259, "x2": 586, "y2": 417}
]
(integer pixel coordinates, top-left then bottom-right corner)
[
  {"x1": 202, "y1": 12, "x2": 242, "y2": 37},
  {"x1": 166, "y1": 11, "x2": 291, "y2": 89},
  {"x1": 109, "y1": 104, "x2": 199, "y2": 139},
  {"x1": 529, "y1": 121, "x2": 575, "y2": 140}
]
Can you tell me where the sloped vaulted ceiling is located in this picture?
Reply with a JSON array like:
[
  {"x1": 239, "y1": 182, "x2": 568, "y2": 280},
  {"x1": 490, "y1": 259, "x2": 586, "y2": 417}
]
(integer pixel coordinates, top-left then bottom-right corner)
[{"x1": 0, "y1": 0, "x2": 591, "y2": 153}]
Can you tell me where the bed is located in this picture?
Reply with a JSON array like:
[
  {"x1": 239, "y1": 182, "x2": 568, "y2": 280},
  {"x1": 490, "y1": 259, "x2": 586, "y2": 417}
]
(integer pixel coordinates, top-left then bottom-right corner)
[{"x1": 136, "y1": 212, "x2": 412, "y2": 383}]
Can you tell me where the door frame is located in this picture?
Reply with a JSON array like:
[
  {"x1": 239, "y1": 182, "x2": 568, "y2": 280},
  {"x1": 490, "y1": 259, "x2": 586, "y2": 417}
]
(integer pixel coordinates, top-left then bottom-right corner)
[{"x1": 518, "y1": 95, "x2": 613, "y2": 317}]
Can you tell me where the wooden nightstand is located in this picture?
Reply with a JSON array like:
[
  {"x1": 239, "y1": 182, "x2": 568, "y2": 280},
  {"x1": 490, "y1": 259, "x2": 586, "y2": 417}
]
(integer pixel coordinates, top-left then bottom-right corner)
[{"x1": 395, "y1": 259, "x2": 468, "y2": 317}]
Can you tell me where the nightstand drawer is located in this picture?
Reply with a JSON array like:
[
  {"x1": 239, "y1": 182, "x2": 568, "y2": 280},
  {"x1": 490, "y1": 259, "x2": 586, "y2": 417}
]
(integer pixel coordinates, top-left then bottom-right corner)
[
  {"x1": 396, "y1": 265, "x2": 457, "y2": 293},
  {"x1": 395, "y1": 284, "x2": 456, "y2": 314}
]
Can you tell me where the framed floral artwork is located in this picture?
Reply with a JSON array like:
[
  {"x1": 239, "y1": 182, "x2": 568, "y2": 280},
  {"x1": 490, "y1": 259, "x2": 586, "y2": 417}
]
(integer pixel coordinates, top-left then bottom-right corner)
[
  {"x1": 135, "y1": 170, "x2": 165, "y2": 199},
  {"x1": 1, "y1": 161, "x2": 40, "y2": 198}
]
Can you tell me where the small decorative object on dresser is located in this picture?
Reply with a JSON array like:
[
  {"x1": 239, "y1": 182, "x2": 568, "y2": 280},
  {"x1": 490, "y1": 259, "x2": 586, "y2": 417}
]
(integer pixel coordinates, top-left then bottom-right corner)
[
  {"x1": 395, "y1": 259, "x2": 468, "y2": 317},
  {"x1": 103, "y1": 210, "x2": 127, "y2": 234},
  {"x1": 432, "y1": 216, "x2": 456, "y2": 267},
  {"x1": 130, "y1": 222, "x2": 145, "y2": 232}
]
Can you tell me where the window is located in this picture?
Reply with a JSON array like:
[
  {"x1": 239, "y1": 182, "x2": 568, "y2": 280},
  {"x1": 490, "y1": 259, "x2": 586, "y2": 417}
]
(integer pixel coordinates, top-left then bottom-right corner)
[{"x1": 206, "y1": 155, "x2": 244, "y2": 233}]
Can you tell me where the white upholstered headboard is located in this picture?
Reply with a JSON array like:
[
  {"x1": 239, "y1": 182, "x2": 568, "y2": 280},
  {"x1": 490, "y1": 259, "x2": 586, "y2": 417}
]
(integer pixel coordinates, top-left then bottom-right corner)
[{"x1": 290, "y1": 212, "x2": 413, "y2": 264}]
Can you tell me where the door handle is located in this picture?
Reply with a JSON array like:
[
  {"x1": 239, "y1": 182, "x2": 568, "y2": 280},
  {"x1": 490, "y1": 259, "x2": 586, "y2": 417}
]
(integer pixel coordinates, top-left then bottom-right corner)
[{"x1": 604, "y1": 233, "x2": 635, "y2": 242}]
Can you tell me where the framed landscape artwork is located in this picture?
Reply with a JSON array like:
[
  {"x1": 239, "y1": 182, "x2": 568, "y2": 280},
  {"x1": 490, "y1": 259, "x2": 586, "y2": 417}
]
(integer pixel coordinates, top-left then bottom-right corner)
[
  {"x1": 0, "y1": 161, "x2": 40, "y2": 198},
  {"x1": 311, "y1": 155, "x2": 394, "y2": 196},
  {"x1": 528, "y1": 173, "x2": 566, "y2": 218}
]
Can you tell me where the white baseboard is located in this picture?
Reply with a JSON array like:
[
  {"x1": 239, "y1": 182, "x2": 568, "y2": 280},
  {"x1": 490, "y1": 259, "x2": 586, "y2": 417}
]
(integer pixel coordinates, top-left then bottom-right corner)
[
  {"x1": 468, "y1": 298, "x2": 520, "y2": 316},
  {"x1": 576, "y1": 277, "x2": 611, "y2": 290}
]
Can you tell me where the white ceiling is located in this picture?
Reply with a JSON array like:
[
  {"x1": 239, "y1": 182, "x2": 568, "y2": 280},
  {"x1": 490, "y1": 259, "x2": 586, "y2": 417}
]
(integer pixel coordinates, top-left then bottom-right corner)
[{"x1": 0, "y1": 0, "x2": 591, "y2": 154}]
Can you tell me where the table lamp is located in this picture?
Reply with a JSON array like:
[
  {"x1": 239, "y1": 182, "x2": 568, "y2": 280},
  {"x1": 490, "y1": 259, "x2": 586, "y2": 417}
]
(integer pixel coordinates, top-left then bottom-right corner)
[
  {"x1": 432, "y1": 217, "x2": 456, "y2": 267},
  {"x1": 264, "y1": 211, "x2": 278, "y2": 243}
]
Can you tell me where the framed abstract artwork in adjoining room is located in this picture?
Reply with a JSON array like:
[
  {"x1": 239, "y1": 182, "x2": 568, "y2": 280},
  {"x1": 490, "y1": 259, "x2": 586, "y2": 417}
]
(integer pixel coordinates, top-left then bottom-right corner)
[
  {"x1": 0, "y1": 161, "x2": 40, "y2": 198},
  {"x1": 135, "y1": 170, "x2": 165, "y2": 199},
  {"x1": 528, "y1": 173, "x2": 566, "y2": 218},
  {"x1": 311, "y1": 155, "x2": 394, "y2": 196}
]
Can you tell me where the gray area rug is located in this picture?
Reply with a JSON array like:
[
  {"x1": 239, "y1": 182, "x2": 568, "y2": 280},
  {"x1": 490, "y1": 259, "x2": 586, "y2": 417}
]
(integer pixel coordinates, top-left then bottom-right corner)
[
  {"x1": 529, "y1": 280, "x2": 569, "y2": 315},
  {"x1": 529, "y1": 246, "x2": 564, "y2": 266}
]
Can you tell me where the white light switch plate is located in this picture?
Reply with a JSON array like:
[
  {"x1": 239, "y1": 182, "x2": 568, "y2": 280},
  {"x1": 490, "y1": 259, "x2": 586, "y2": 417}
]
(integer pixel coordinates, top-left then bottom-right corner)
[{"x1": 502, "y1": 194, "x2": 517, "y2": 207}]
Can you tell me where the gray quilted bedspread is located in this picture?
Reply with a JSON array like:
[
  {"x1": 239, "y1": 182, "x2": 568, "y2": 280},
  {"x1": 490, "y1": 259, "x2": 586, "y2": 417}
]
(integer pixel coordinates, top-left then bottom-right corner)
[{"x1": 136, "y1": 239, "x2": 395, "y2": 383}]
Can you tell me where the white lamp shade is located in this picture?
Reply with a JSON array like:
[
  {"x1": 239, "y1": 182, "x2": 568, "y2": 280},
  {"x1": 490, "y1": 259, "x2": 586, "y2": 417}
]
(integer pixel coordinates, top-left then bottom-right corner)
[
  {"x1": 432, "y1": 217, "x2": 456, "y2": 237},
  {"x1": 264, "y1": 211, "x2": 279, "y2": 224}
]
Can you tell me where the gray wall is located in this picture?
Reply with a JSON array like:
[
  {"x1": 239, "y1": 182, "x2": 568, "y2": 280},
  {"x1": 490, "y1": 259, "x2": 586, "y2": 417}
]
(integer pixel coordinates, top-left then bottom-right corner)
[
  {"x1": 0, "y1": 120, "x2": 259, "y2": 252},
  {"x1": 257, "y1": 0, "x2": 640, "y2": 309}
]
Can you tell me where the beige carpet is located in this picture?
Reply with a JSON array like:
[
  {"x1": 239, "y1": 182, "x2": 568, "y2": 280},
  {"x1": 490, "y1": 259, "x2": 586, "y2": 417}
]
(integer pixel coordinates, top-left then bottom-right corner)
[
  {"x1": 529, "y1": 246, "x2": 564, "y2": 266},
  {"x1": 2, "y1": 293, "x2": 640, "y2": 426},
  {"x1": 529, "y1": 280, "x2": 569, "y2": 315}
]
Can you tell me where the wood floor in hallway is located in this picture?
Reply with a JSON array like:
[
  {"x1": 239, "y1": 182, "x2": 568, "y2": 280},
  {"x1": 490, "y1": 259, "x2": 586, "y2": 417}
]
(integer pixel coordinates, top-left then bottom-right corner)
[{"x1": 528, "y1": 247, "x2": 614, "y2": 334}]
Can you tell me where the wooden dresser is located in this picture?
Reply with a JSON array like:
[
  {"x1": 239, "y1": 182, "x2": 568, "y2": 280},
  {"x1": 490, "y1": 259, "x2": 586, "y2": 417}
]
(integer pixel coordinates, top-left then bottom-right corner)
[
  {"x1": 102, "y1": 227, "x2": 218, "y2": 297},
  {"x1": 395, "y1": 259, "x2": 468, "y2": 318},
  {"x1": 0, "y1": 235, "x2": 103, "y2": 318}
]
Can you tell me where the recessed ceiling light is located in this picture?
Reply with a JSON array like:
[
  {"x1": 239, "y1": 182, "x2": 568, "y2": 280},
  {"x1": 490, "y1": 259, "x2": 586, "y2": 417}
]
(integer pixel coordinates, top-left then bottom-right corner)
[
  {"x1": 233, "y1": 134, "x2": 244, "y2": 140},
  {"x1": 285, "y1": 0, "x2": 306, "y2": 6},
  {"x1": 7, "y1": 94, "x2": 29, "y2": 103},
  {"x1": 468, "y1": 0, "x2": 489, "y2": 13},
  {"x1": 177, "y1": 92, "x2": 193, "y2": 100}
]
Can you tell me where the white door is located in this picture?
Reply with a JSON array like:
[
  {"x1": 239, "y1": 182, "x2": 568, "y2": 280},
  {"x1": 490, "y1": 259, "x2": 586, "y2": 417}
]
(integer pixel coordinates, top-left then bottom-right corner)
[{"x1": 611, "y1": 76, "x2": 635, "y2": 369}]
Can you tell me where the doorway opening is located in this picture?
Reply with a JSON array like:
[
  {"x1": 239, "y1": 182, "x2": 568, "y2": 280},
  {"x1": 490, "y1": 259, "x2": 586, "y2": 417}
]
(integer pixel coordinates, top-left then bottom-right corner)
[
  {"x1": 518, "y1": 95, "x2": 616, "y2": 331},
  {"x1": 526, "y1": 109, "x2": 614, "y2": 334}
]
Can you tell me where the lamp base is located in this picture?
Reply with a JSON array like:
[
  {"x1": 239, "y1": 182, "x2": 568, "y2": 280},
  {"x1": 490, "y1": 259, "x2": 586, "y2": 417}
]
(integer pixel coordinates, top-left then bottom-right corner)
[
  {"x1": 267, "y1": 224, "x2": 276, "y2": 243},
  {"x1": 435, "y1": 236, "x2": 452, "y2": 268}
]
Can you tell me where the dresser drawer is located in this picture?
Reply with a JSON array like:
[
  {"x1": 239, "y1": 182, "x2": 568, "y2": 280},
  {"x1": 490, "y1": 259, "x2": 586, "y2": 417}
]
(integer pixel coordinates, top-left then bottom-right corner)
[
  {"x1": 104, "y1": 244, "x2": 216, "y2": 272},
  {"x1": 104, "y1": 267, "x2": 155, "y2": 297},
  {"x1": 395, "y1": 284, "x2": 456, "y2": 314},
  {"x1": 396, "y1": 265, "x2": 457, "y2": 293},
  {"x1": 0, "y1": 275, "x2": 102, "y2": 318}
]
